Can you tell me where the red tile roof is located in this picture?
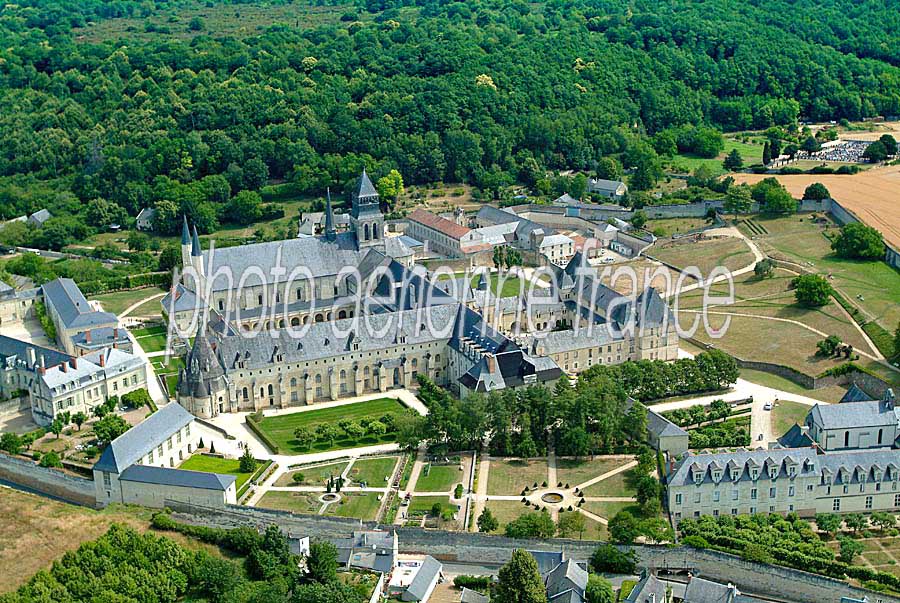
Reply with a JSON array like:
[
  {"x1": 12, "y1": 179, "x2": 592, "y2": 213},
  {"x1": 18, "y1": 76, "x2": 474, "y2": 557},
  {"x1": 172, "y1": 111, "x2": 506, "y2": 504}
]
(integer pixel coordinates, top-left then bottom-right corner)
[{"x1": 409, "y1": 209, "x2": 471, "y2": 240}]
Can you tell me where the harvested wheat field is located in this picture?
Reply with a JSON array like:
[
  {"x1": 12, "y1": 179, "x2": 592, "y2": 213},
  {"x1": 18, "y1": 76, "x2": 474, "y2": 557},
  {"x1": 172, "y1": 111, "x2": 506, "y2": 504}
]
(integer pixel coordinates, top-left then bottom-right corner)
[{"x1": 734, "y1": 163, "x2": 900, "y2": 250}]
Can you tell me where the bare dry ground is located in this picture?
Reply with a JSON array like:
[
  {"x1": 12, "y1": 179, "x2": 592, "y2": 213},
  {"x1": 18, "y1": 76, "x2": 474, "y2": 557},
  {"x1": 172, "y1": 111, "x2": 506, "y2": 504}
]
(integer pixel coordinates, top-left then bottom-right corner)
[
  {"x1": 734, "y1": 163, "x2": 900, "y2": 250},
  {"x1": 0, "y1": 486, "x2": 221, "y2": 593}
]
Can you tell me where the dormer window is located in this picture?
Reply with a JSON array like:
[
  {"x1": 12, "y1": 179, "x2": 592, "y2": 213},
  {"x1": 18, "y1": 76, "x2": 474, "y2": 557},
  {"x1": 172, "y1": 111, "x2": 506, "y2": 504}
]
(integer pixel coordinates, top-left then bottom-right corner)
[
  {"x1": 787, "y1": 467, "x2": 796, "y2": 477},
  {"x1": 750, "y1": 469, "x2": 758, "y2": 480},
  {"x1": 712, "y1": 471, "x2": 722, "y2": 482},
  {"x1": 693, "y1": 472, "x2": 703, "y2": 485},
  {"x1": 730, "y1": 470, "x2": 740, "y2": 481}
]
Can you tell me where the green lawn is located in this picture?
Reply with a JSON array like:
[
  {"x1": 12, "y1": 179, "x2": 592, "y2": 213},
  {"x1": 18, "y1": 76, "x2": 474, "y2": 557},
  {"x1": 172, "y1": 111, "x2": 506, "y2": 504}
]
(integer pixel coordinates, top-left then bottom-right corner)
[
  {"x1": 408, "y1": 495, "x2": 455, "y2": 517},
  {"x1": 133, "y1": 325, "x2": 170, "y2": 353},
  {"x1": 347, "y1": 456, "x2": 398, "y2": 488},
  {"x1": 487, "y1": 459, "x2": 549, "y2": 495},
  {"x1": 668, "y1": 137, "x2": 764, "y2": 176},
  {"x1": 331, "y1": 492, "x2": 381, "y2": 521},
  {"x1": 470, "y1": 273, "x2": 528, "y2": 298},
  {"x1": 582, "y1": 501, "x2": 642, "y2": 521},
  {"x1": 581, "y1": 469, "x2": 638, "y2": 498},
  {"x1": 255, "y1": 398, "x2": 412, "y2": 453},
  {"x1": 88, "y1": 288, "x2": 165, "y2": 316},
  {"x1": 771, "y1": 401, "x2": 813, "y2": 437},
  {"x1": 484, "y1": 500, "x2": 531, "y2": 533},
  {"x1": 275, "y1": 461, "x2": 349, "y2": 487},
  {"x1": 415, "y1": 463, "x2": 463, "y2": 493},
  {"x1": 739, "y1": 369, "x2": 847, "y2": 403},
  {"x1": 257, "y1": 491, "x2": 322, "y2": 514},
  {"x1": 555, "y1": 458, "x2": 631, "y2": 489},
  {"x1": 179, "y1": 454, "x2": 256, "y2": 491}
]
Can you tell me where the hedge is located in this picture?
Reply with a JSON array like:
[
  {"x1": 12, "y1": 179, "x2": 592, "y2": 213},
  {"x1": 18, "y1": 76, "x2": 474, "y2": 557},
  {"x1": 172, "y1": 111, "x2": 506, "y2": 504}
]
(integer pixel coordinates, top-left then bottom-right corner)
[
  {"x1": 245, "y1": 413, "x2": 280, "y2": 454},
  {"x1": 453, "y1": 576, "x2": 491, "y2": 590},
  {"x1": 78, "y1": 272, "x2": 169, "y2": 295}
]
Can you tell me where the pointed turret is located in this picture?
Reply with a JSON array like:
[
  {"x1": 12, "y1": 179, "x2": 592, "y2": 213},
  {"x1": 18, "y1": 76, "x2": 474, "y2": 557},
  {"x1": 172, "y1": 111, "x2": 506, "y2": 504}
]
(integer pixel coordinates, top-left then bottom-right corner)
[
  {"x1": 181, "y1": 216, "x2": 190, "y2": 245},
  {"x1": 350, "y1": 167, "x2": 383, "y2": 250},
  {"x1": 191, "y1": 226, "x2": 202, "y2": 257},
  {"x1": 324, "y1": 188, "x2": 336, "y2": 241},
  {"x1": 176, "y1": 322, "x2": 228, "y2": 418}
]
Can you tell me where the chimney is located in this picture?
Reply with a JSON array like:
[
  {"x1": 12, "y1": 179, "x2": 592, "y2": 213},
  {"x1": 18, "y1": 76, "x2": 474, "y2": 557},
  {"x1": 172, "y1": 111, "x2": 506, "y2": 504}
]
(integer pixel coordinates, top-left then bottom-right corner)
[
  {"x1": 70, "y1": 358, "x2": 77, "y2": 370},
  {"x1": 40, "y1": 355, "x2": 46, "y2": 369},
  {"x1": 85, "y1": 329, "x2": 91, "y2": 343},
  {"x1": 38, "y1": 366, "x2": 45, "y2": 375},
  {"x1": 485, "y1": 353, "x2": 496, "y2": 373},
  {"x1": 26, "y1": 347, "x2": 36, "y2": 367},
  {"x1": 99, "y1": 353, "x2": 105, "y2": 367},
  {"x1": 113, "y1": 327, "x2": 119, "y2": 339},
  {"x1": 60, "y1": 362, "x2": 67, "y2": 373}
]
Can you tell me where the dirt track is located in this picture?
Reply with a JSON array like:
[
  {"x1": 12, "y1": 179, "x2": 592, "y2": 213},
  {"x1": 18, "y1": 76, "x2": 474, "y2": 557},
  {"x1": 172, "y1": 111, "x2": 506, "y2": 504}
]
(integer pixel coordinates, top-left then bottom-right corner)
[{"x1": 733, "y1": 163, "x2": 900, "y2": 249}]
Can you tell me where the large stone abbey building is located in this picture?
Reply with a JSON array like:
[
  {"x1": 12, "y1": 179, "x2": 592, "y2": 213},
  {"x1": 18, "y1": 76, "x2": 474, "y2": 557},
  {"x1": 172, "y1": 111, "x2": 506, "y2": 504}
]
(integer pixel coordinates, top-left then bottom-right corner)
[{"x1": 170, "y1": 170, "x2": 678, "y2": 419}]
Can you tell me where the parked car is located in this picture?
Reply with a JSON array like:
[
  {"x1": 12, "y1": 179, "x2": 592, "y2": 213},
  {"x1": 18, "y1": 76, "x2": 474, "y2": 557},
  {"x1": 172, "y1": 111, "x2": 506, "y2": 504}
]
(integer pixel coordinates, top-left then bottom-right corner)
[{"x1": 763, "y1": 402, "x2": 773, "y2": 411}]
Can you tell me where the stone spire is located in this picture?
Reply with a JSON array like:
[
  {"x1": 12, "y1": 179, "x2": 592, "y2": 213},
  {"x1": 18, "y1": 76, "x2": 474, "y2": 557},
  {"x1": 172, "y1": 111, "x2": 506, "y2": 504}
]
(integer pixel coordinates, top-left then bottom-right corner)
[
  {"x1": 324, "y1": 187, "x2": 336, "y2": 241},
  {"x1": 181, "y1": 215, "x2": 190, "y2": 246},
  {"x1": 191, "y1": 225, "x2": 202, "y2": 257}
]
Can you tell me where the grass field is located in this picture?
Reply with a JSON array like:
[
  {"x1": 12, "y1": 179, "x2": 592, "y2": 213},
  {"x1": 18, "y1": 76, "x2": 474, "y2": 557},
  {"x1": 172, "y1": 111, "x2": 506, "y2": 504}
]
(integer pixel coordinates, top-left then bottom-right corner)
[
  {"x1": 737, "y1": 214, "x2": 900, "y2": 332},
  {"x1": 257, "y1": 491, "x2": 321, "y2": 515},
  {"x1": 132, "y1": 325, "x2": 170, "y2": 353},
  {"x1": 487, "y1": 459, "x2": 549, "y2": 495},
  {"x1": 484, "y1": 500, "x2": 531, "y2": 533},
  {"x1": 88, "y1": 288, "x2": 165, "y2": 316},
  {"x1": 470, "y1": 273, "x2": 528, "y2": 298},
  {"x1": 668, "y1": 137, "x2": 765, "y2": 176},
  {"x1": 651, "y1": 237, "x2": 756, "y2": 277},
  {"x1": 555, "y1": 458, "x2": 631, "y2": 488},
  {"x1": 331, "y1": 493, "x2": 381, "y2": 520},
  {"x1": 415, "y1": 463, "x2": 464, "y2": 492},
  {"x1": 347, "y1": 456, "x2": 398, "y2": 488},
  {"x1": 645, "y1": 217, "x2": 712, "y2": 237},
  {"x1": 771, "y1": 401, "x2": 814, "y2": 436},
  {"x1": 739, "y1": 369, "x2": 847, "y2": 403},
  {"x1": 255, "y1": 398, "x2": 410, "y2": 453},
  {"x1": 0, "y1": 487, "x2": 226, "y2": 594},
  {"x1": 408, "y1": 496, "x2": 455, "y2": 517},
  {"x1": 178, "y1": 454, "x2": 257, "y2": 491},
  {"x1": 598, "y1": 259, "x2": 679, "y2": 296},
  {"x1": 582, "y1": 501, "x2": 641, "y2": 521},
  {"x1": 275, "y1": 461, "x2": 348, "y2": 487},
  {"x1": 581, "y1": 469, "x2": 638, "y2": 498}
]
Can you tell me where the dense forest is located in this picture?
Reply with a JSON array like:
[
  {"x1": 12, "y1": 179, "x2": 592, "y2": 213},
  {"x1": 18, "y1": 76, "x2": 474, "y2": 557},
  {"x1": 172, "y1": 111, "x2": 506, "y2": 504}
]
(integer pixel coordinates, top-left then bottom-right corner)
[{"x1": 0, "y1": 0, "x2": 898, "y2": 239}]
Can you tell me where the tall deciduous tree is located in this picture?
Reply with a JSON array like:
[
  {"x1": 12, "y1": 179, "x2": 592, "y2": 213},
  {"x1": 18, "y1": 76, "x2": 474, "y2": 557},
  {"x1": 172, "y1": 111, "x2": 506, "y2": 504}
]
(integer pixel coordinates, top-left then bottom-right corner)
[{"x1": 494, "y1": 549, "x2": 548, "y2": 603}]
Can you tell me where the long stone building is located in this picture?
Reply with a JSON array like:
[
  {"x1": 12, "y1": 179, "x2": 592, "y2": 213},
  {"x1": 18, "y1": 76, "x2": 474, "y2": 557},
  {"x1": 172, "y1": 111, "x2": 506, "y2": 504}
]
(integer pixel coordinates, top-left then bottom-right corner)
[
  {"x1": 170, "y1": 170, "x2": 680, "y2": 418},
  {"x1": 667, "y1": 389, "x2": 900, "y2": 519}
]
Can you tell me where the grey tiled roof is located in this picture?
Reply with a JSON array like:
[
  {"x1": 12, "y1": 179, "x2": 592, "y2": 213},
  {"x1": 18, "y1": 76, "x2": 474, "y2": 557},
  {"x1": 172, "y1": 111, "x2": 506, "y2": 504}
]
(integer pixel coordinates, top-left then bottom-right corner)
[
  {"x1": 93, "y1": 403, "x2": 194, "y2": 473},
  {"x1": 42, "y1": 278, "x2": 118, "y2": 329},
  {"x1": 118, "y1": 464, "x2": 235, "y2": 491},
  {"x1": 203, "y1": 234, "x2": 364, "y2": 292},
  {"x1": 625, "y1": 573, "x2": 667, "y2": 603},
  {"x1": 29, "y1": 209, "x2": 52, "y2": 224},
  {"x1": 71, "y1": 326, "x2": 130, "y2": 349},
  {"x1": 476, "y1": 205, "x2": 520, "y2": 226},
  {"x1": 182, "y1": 215, "x2": 190, "y2": 245},
  {"x1": 545, "y1": 559, "x2": 588, "y2": 599},
  {"x1": 683, "y1": 576, "x2": 738, "y2": 603},
  {"x1": 161, "y1": 284, "x2": 200, "y2": 313},
  {"x1": 647, "y1": 408, "x2": 689, "y2": 438},
  {"x1": 404, "y1": 556, "x2": 441, "y2": 601},
  {"x1": 588, "y1": 178, "x2": 626, "y2": 194},
  {"x1": 840, "y1": 383, "x2": 874, "y2": 403},
  {"x1": 776, "y1": 423, "x2": 815, "y2": 449},
  {"x1": 460, "y1": 588, "x2": 489, "y2": 603},
  {"x1": 529, "y1": 550, "x2": 564, "y2": 576},
  {"x1": 0, "y1": 335, "x2": 71, "y2": 370},
  {"x1": 670, "y1": 448, "x2": 818, "y2": 487},
  {"x1": 532, "y1": 325, "x2": 620, "y2": 354},
  {"x1": 809, "y1": 400, "x2": 895, "y2": 430}
]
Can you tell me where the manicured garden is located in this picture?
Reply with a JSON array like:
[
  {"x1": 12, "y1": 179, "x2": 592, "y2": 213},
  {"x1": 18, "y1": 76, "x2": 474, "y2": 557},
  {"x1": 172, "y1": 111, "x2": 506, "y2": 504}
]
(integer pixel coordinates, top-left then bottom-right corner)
[
  {"x1": 415, "y1": 463, "x2": 463, "y2": 492},
  {"x1": 275, "y1": 461, "x2": 349, "y2": 487},
  {"x1": 179, "y1": 453, "x2": 270, "y2": 495},
  {"x1": 252, "y1": 398, "x2": 412, "y2": 453},
  {"x1": 486, "y1": 459, "x2": 549, "y2": 496},
  {"x1": 347, "y1": 456, "x2": 398, "y2": 488},
  {"x1": 469, "y1": 273, "x2": 528, "y2": 298},
  {"x1": 132, "y1": 325, "x2": 170, "y2": 353}
]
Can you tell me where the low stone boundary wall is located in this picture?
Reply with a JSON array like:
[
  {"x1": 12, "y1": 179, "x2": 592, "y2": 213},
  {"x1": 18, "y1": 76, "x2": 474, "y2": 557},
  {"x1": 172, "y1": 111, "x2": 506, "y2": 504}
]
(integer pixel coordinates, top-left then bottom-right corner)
[{"x1": 0, "y1": 452, "x2": 96, "y2": 507}]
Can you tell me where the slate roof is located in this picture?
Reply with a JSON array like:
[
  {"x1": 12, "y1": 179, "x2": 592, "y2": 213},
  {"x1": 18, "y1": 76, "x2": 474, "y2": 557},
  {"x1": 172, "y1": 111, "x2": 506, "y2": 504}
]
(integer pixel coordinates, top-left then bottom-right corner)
[
  {"x1": 404, "y1": 556, "x2": 442, "y2": 601},
  {"x1": 588, "y1": 178, "x2": 626, "y2": 195},
  {"x1": 351, "y1": 169, "x2": 381, "y2": 217},
  {"x1": 118, "y1": 464, "x2": 235, "y2": 491},
  {"x1": 647, "y1": 408, "x2": 689, "y2": 439},
  {"x1": 460, "y1": 588, "x2": 489, "y2": 603},
  {"x1": 182, "y1": 216, "x2": 190, "y2": 245},
  {"x1": 202, "y1": 234, "x2": 364, "y2": 292},
  {"x1": 683, "y1": 576, "x2": 738, "y2": 603},
  {"x1": 808, "y1": 400, "x2": 896, "y2": 430},
  {"x1": 839, "y1": 383, "x2": 874, "y2": 403},
  {"x1": 161, "y1": 283, "x2": 201, "y2": 313},
  {"x1": 670, "y1": 448, "x2": 819, "y2": 487},
  {"x1": 529, "y1": 550, "x2": 564, "y2": 576},
  {"x1": 0, "y1": 280, "x2": 13, "y2": 295},
  {"x1": 93, "y1": 403, "x2": 194, "y2": 473},
  {"x1": 71, "y1": 326, "x2": 130, "y2": 350},
  {"x1": 545, "y1": 559, "x2": 588, "y2": 600},
  {"x1": 384, "y1": 235, "x2": 414, "y2": 259},
  {"x1": 408, "y1": 208, "x2": 471, "y2": 240},
  {"x1": 475, "y1": 205, "x2": 520, "y2": 226},
  {"x1": 0, "y1": 335, "x2": 71, "y2": 370},
  {"x1": 28, "y1": 209, "x2": 52, "y2": 225},
  {"x1": 625, "y1": 573, "x2": 667, "y2": 603},
  {"x1": 532, "y1": 325, "x2": 620, "y2": 354},
  {"x1": 42, "y1": 278, "x2": 119, "y2": 329},
  {"x1": 776, "y1": 423, "x2": 815, "y2": 449},
  {"x1": 136, "y1": 207, "x2": 156, "y2": 222}
]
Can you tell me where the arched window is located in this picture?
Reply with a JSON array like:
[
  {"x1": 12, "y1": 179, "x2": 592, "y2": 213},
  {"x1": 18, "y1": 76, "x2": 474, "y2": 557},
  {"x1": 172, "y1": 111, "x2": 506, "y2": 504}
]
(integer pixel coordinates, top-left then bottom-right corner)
[
  {"x1": 267, "y1": 384, "x2": 274, "y2": 396},
  {"x1": 844, "y1": 431, "x2": 850, "y2": 447},
  {"x1": 878, "y1": 429, "x2": 883, "y2": 445},
  {"x1": 260, "y1": 388, "x2": 265, "y2": 398},
  {"x1": 242, "y1": 387, "x2": 248, "y2": 399},
  {"x1": 338, "y1": 310, "x2": 347, "y2": 319},
  {"x1": 291, "y1": 317, "x2": 300, "y2": 326},
  {"x1": 364, "y1": 366, "x2": 370, "y2": 376},
  {"x1": 435, "y1": 354, "x2": 441, "y2": 363},
  {"x1": 340, "y1": 369, "x2": 346, "y2": 380},
  {"x1": 412, "y1": 358, "x2": 418, "y2": 368},
  {"x1": 315, "y1": 374, "x2": 322, "y2": 384},
  {"x1": 290, "y1": 377, "x2": 297, "y2": 388},
  {"x1": 364, "y1": 223, "x2": 370, "y2": 240}
]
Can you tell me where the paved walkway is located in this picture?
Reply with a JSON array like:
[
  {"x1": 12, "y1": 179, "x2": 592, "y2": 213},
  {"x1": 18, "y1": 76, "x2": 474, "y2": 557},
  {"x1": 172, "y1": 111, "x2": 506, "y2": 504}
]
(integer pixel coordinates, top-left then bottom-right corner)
[
  {"x1": 470, "y1": 450, "x2": 491, "y2": 532},
  {"x1": 575, "y1": 460, "x2": 637, "y2": 491}
]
